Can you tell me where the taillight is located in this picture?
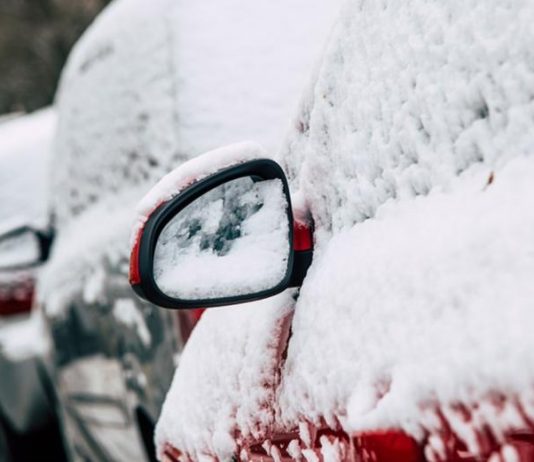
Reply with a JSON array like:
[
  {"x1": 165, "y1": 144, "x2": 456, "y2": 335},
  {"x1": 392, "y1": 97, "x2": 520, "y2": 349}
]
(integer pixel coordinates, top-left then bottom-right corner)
[{"x1": 0, "y1": 279, "x2": 34, "y2": 317}]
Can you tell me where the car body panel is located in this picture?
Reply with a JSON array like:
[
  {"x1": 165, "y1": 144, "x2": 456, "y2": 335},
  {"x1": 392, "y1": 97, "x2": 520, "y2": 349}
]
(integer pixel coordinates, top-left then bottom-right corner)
[
  {"x1": 43, "y1": 234, "x2": 185, "y2": 461},
  {"x1": 0, "y1": 316, "x2": 53, "y2": 433}
]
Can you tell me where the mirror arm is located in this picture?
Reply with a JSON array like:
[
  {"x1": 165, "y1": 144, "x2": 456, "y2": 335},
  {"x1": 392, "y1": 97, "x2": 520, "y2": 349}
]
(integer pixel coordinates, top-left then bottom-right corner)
[
  {"x1": 289, "y1": 249, "x2": 313, "y2": 287},
  {"x1": 289, "y1": 220, "x2": 314, "y2": 287},
  {"x1": 36, "y1": 228, "x2": 55, "y2": 262}
]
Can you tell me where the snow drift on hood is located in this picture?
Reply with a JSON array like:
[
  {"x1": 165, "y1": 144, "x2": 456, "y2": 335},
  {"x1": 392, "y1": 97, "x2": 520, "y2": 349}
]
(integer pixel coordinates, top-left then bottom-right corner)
[{"x1": 52, "y1": 0, "x2": 341, "y2": 227}]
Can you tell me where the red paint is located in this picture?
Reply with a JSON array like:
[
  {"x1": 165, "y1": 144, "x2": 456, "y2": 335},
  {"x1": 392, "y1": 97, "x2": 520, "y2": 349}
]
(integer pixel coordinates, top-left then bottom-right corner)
[
  {"x1": 355, "y1": 430, "x2": 423, "y2": 462},
  {"x1": 190, "y1": 308, "x2": 205, "y2": 322},
  {"x1": 129, "y1": 234, "x2": 142, "y2": 285},
  {"x1": 129, "y1": 200, "x2": 165, "y2": 286},
  {"x1": 163, "y1": 426, "x2": 534, "y2": 461},
  {"x1": 292, "y1": 220, "x2": 313, "y2": 251},
  {"x1": 161, "y1": 443, "x2": 183, "y2": 462},
  {"x1": 176, "y1": 308, "x2": 206, "y2": 344}
]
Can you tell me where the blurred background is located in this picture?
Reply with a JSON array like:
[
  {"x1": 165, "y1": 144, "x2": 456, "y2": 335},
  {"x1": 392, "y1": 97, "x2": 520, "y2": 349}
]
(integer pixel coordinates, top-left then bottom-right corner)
[{"x1": 0, "y1": 0, "x2": 110, "y2": 116}]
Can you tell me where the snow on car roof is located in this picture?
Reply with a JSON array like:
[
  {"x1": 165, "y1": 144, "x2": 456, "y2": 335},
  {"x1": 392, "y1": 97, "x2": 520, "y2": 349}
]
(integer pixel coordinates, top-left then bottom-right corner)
[
  {"x1": 280, "y1": 0, "x2": 534, "y2": 236},
  {"x1": 52, "y1": 0, "x2": 341, "y2": 227},
  {"x1": 156, "y1": 0, "x2": 534, "y2": 459},
  {"x1": 0, "y1": 108, "x2": 55, "y2": 231}
]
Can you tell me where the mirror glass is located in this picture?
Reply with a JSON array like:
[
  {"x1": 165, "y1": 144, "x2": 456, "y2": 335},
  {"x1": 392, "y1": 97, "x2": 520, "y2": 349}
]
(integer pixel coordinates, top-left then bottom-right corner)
[
  {"x1": 153, "y1": 176, "x2": 290, "y2": 300},
  {"x1": 0, "y1": 228, "x2": 41, "y2": 270}
]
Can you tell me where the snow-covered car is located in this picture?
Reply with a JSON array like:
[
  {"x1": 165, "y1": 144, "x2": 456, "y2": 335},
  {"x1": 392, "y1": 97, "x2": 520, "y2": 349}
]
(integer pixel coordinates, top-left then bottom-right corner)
[
  {"x1": 131, "y1": 1, "x2": 534, "y2": 461},
  {"x1": 37, "y1": 0, "x2": 341, "y2": 460},
  {"x1": 0, "y1": 109, "x2": 65, "y2": 461}
]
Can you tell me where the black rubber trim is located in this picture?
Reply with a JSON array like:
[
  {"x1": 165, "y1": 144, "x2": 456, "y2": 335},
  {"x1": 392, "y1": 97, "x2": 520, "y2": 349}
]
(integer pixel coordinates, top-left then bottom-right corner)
[
  {"x1": 289, "y1": 249, "x2": 313, "y2": 287},
  {"x1": 132, "y1": 159, "x2": 303, "y2": 310}
]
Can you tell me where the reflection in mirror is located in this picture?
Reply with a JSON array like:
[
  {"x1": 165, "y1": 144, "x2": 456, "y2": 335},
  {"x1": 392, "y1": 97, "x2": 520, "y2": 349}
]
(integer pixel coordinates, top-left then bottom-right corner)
[
  {"x1": 0, "y1": 229, "x2": 41, "y2": 270},
  {"x1": 153, "y1": 177, "x2": 290, "y2": 300}
]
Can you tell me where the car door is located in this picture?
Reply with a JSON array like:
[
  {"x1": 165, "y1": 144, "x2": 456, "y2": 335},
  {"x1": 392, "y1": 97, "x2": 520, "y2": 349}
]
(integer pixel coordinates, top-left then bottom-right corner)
[{"x1": 43, "y1": 226, "x2": 186, "y2": 462}]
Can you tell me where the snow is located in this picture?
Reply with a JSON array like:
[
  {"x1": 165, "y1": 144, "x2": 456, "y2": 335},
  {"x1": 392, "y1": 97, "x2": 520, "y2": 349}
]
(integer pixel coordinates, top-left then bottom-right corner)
[
  {"x1": 52, "y1": 0, "x2": 181, "y2": 228},
  {"x1": 52, "y1": 0, "x2": 342, "y2": 228},
  {"x1": 0, "y1": 229, "x2": 40, "y2": 269},
  {"x1": 38, "y1": 189, "x2": 140, "y2": 318},
  {"x1": 0, "y1": 109, "x2": 55, "y2": 361},
  {"x1": 154, "y1": 177, "x2": 289, "y2": 300},
  {"x1": 134, "y1": 142, "x2": 267, "y2": 242},
  {"x1": 155, "y1": 290, "x2": 296, "y2": 460},
  {"x1": 46, "y1": 0, "x2": 342, "y2": 319},
  {"x1": 0, "y1": 309, "x2": 51, "y2": 361},
  {"x1": 279, "y1": 156, "x2": 534, "y2": 438},
  {"x1": 281, "y1": 0, "x2": 534, "y2": 236},
  {"x1": 156, "y1": 0, "x2": 534, "y2": 459},
  {"x1": 0, "y1": 108, "x2": 55, "y2": 231},
  {"x1": 167, "y1": 0, "x2": 342, "y2": 158},
  {"x1": 113, "y1": 298, "x2": 151, "y2": 346}
]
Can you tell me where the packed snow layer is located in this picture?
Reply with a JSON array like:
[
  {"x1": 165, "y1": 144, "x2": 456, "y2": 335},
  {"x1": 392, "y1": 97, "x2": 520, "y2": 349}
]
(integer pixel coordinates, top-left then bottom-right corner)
[
  {"x1": 279, "y1": 0, "x2": 534, "y2": 447},
  {"x1": 52, "y1": 0, "x2": 342, "y2": 227},
  {"x1": 0, "y1": 230, "x2": 40, "y2": 269},
  {"x1": 157, "y1": 0, "x2": 534, "y2": 459},
  {"x1": 38, "y1": 188, "x2": 141, "y2": 318},
  {"x1": 168, "y1": 0, "x2": 342, "y2": 157},
  {"x1": 154, "y1": 178, "x2": 290, "y2": 300},
  {"x1": 278, "y1": 156, "x2": 534, "y2": 438},
  {"x1": 0, "y1": 108, "x2": 55, "y2": 230},
  {"x1": 281, "y1": 0, "x2": 534, "y2": 236},
  {"x1": 135, "y1": 142, "x2": 267, "y2": 234},
  {"x1": 52, "y1": 0, "x2": 181, "y2": 227},
  {"x1": 0, "y1": 309, "x2": 50, "y2": 361},
  {"x1": 155, "y1": 291, "x2": 296, "y2": 460},
  {"x1": 113, "y1": 298, "x2": 151, "y2": 346}
]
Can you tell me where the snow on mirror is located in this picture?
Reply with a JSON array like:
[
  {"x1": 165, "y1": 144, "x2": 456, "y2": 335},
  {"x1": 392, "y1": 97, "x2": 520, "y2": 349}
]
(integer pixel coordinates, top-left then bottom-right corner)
[
  {"x1": 0, "y1": 229, "x2": 40, "y2": 270},
  {"x1": 153, "y1": 177, "x2": 290, "y2": 300}
]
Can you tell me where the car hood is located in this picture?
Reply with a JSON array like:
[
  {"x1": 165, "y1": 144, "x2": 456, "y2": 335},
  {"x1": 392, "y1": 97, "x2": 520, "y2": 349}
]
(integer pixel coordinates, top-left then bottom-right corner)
[{"x1": 155, "y1": 155, "x2": 534, "y2": 461}]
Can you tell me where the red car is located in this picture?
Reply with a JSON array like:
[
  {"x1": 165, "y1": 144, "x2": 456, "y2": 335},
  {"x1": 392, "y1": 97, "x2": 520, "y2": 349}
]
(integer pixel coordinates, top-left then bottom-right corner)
[{"x1": 130, "y1": 2, "x2": 534, "y2": 461}]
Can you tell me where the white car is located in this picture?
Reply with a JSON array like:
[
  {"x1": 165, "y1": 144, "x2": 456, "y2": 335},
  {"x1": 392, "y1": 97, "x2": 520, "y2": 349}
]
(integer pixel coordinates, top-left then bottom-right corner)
[{"x1": 0, "y1": 109, "x2": 64, "y2": 461}]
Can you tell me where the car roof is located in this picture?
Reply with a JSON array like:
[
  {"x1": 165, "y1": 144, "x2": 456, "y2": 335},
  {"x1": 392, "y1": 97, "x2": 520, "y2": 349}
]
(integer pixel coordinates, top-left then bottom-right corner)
[
  {"x1": 0, "y1": 108, "x2": 55, "y2": 232},
  {"x1": 51, "y1": 0, "x2": 342, "y2": 227}
]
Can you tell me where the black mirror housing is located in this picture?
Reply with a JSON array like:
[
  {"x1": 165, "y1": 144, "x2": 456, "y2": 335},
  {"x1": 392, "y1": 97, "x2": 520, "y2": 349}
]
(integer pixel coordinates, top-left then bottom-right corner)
[{"x1": 130, "y1": 158, "x2": 313, "y2": 310}]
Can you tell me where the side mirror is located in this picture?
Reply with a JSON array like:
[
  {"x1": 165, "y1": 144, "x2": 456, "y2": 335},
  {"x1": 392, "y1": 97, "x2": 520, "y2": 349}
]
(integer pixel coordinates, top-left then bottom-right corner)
[
  {"x1": 0, "y1": 226, "x2": 53, "y2": 272},
  {"x1": 129, "y1": 153, "x2": 313, "y2": 310}
]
